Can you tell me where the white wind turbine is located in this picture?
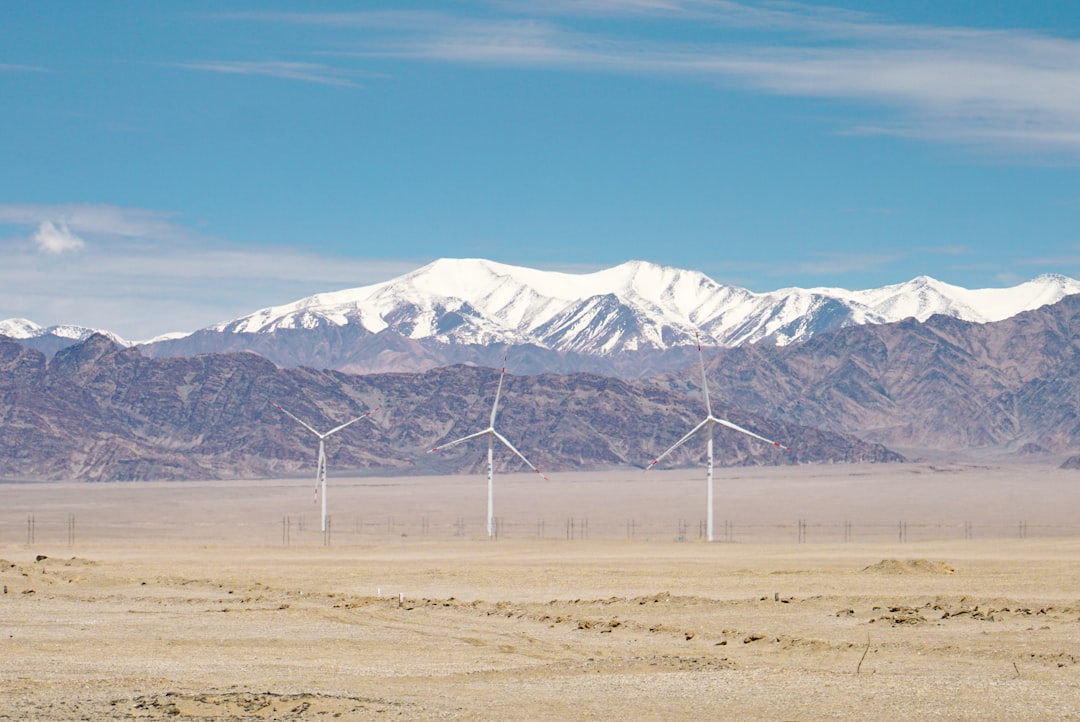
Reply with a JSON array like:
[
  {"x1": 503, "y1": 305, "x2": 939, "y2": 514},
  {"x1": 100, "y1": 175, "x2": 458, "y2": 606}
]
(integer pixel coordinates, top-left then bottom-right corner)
[
  {"x1": 275, "y1": 403, "x2": 377, "y2": 532},
  {"x1": 645, "y1": 334, "x2": 789, "y2": 542},
  {"x1": 428, "y1": 353, "x2": 547, "y2": 539}
]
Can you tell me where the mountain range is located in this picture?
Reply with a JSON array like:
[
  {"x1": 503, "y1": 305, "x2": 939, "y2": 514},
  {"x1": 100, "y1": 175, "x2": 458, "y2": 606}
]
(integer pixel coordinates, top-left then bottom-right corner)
[
  {"x1": 0, "y1": 334, "x2": 897, "y2": 481},
  {"x1": 4, "y1": 258, "x2": 1080, "y2": 481},
  {"x1": 688, "y1": 293, "x2": 1080, "y2": 455},
  {"x1": 4, "y1": 289, "x2": 1080, "y2": 480},
  {"x1": 5, "y1": 259, "x2": 1078, "y2": 377}
]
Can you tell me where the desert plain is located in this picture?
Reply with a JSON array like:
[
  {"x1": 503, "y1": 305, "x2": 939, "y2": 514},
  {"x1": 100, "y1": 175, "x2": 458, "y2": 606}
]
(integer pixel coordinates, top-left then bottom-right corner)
[{"x1": 2, "y1": 461, "x2": 1080, "y2": 720}]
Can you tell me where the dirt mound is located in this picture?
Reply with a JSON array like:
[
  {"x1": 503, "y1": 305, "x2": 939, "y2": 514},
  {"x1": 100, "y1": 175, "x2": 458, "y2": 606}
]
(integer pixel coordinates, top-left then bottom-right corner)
[
  {"x1": 29, "y1": 556, "x2": 97, "y2": 566},
  {"x1": 860, "y1": 559, "x2": 956, "y2": 575},
  {"x1": 119, "y1": 691, "x2": 412, "y2": 719}
]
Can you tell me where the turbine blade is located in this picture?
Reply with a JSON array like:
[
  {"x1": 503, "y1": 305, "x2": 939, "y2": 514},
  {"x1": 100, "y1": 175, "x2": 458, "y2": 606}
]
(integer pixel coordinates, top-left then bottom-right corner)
[
  {"x1": 273, "y1": 403, "x2": 322, "y2": 438},
  {"x1": 695, "y1": 332, "x2": 713, "y2": 417},
  {"x1": 427, "y1": 427, "x2": 493, "y2": 453},
  {"x1": 714, "y1": 417, "x2": 790, "y2": 451},
  {"x1": 489, "y1": 350, "x2": 509, "y2": 428},
  {"x1": 644, "y1": 418, "x2": 709, "y2": 472},
  {"x1": 325, "y1": 407, "x2": 379, "y2": 437},
  {"x1": 492, "y1": 430, "x2": 548, "y2": 480}
]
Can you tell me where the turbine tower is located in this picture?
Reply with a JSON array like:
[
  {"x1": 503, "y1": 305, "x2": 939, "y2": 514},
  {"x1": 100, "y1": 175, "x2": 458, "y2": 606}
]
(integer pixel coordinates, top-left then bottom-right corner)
[
  {"x1": 428, "y1": 352, "x2": 547, "y2": 539},
  {"x1": 645, "y1": 334, "x2": 789, "y2": 542},
  {"x1": 275, "y1": 403, "x2": 377, "y2": 532}
]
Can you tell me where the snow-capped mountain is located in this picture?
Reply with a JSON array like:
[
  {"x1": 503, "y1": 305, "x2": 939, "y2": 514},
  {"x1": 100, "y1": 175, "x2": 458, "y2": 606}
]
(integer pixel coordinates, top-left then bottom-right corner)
[
  {"x1": 0, "y1": 318, "x2": 129, "y2": 346},
  {"x1": 8, "y1": 259, "x2": 1080, "y2": 376},
  {"x1": 210, "y1": 259, "x2": 1080, "y2": 352}
]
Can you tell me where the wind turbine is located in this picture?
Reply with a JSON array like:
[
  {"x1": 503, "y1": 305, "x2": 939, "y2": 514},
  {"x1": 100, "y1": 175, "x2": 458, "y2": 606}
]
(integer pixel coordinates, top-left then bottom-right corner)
[
  {"x1": 428, "y1": 352, "x2": 547, "y2": 539},
  {"x1": 274, "y1": 403, "x2": 377, "y2": 532},
  {"x1": 645, "y1": 333, "x2": 789, "y2": 542}
]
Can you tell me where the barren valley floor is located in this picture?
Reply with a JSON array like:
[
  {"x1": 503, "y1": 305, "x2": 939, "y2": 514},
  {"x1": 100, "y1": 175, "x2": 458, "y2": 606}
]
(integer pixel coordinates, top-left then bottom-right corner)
[{"x1": 2, "y1": 463, "x2": 1079, "y2": 720}]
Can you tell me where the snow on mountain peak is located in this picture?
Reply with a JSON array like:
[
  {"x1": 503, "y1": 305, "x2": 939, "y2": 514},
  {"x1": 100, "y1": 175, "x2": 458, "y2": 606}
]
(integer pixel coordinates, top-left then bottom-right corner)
[
  {"x1": 9, "y1": 260, "x2": 1079, "y2": 358},
  {"x1": 0, "y1": 318, "x2": 129, "y2": 345},
  {"x1": 0, "y1": 318, "x2": 44, "y2": 339},
  {"x1": 204, "y1": 259, "x2": 1080, "y2": 355}
]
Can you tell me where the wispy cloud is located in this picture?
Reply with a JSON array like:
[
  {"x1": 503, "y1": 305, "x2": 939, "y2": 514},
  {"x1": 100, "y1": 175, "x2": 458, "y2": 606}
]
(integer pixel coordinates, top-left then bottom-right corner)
[
  {"x1": 220, "y1": 3, "x2": 1080, "y2": 157},
  {"x1": 0, "y1": 63, "x2": 49, "y2": 73},
  {"x1": 790, "y1": 251, "x2": 903, "y2": 278},
  {"x1": 171, "y1": 60, "x2": 363, "y2": 87},
  {"x1": 0, "y1": 203, "x2": 191, "y2": 241},
  {"x1": 921, "y1": 244, "x2": 970, "y2": 257},
  {"x1": 713, "y1": 250, "x2": 903, "y2": 288},
  {"x1": 1014, "y1": 248, "x2": 1080, "y2": 268}
]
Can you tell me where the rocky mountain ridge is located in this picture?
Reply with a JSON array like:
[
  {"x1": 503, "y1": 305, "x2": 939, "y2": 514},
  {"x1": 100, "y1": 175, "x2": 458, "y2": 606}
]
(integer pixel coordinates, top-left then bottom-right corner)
[
  {"x1": 662, "y1": 293, "x2": 1080, "y2": 455},
  {"x1": 0, "y1": 334, "x2": 894, "y2": 481}
]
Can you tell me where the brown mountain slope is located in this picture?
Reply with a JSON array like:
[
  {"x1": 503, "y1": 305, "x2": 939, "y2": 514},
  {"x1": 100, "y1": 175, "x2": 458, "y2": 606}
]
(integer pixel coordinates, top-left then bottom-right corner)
[
  {"x1": 0, "y1": 335, "x2": 898, "y2": 481},
  {"x1": 684, "y1": 294, "x2": 1080, "y2": 454}
]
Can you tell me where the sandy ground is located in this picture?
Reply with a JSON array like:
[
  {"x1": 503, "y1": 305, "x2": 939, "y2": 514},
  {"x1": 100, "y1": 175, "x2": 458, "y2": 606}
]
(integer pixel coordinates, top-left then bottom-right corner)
[{"x1": 2, "y1": 462, "x2": 1079, "y2": 720}]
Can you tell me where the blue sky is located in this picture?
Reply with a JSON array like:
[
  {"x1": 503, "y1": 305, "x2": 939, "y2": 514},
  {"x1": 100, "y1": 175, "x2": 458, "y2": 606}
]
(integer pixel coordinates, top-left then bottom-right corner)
[{"x1": 2, "y1": 1, "x2": 1080, "y2": 340}]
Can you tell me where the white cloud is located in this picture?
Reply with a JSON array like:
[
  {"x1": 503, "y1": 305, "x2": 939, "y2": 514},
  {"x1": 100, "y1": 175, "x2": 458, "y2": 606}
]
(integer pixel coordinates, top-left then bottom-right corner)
[
  {"x1": 238, "y1": 4, "x2": 1080, "y2": 157},
  {"x1": 0, "y1": 203, "x2": 425, "y2": 340},
  {"x1": 33, "y1": 220, "x2": 85, "y2": 254}
]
